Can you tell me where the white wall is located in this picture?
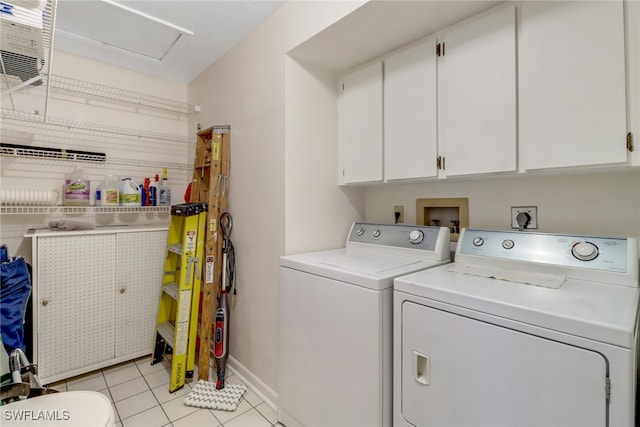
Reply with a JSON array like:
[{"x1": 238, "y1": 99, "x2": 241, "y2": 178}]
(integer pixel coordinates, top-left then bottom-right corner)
[
  {"x1": 284, "y1": 57, "x2": 365, "y2": 254},
  {"x1": 364, "y1": 170, "x2": 640, "y2": 240},
  {"x1": 0, "y1": 51, "x2": 189, "y2": 262},
  {"x1": 187, "y1": 1, "x2": 365, "y2": 401}
]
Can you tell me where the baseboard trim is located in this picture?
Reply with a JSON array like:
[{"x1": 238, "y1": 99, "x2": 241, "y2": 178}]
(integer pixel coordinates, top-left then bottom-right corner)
[{"x1": 227, "y1": 355, "x2": 278, "y2": 412}]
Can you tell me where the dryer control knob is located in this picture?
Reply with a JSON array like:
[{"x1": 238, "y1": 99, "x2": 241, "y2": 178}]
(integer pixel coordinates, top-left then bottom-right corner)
[
  {"x1": 572, "y1": 241, "x2": 599, "y2": 261},
  {"x1": 373, "y1": 229, "x2": 381, "y2": 238},
  {"x1": 409, "y1": 230, "x2": 424, "y2": 244},
  {"x1": 356, "y1": 227, "x2": 365, "y2": 236},
  {"x1": 472, "y1": 237, "x2": 484, "y2": 247}
]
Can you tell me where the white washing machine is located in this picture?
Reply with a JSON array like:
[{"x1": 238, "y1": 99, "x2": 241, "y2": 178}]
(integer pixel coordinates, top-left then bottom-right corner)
[
  {"x1": 278, "y1": 222, "x2": 451, "y2": 427},
  {"x1": 394, "y1": 228, "x2": 639, "y2": 427}
]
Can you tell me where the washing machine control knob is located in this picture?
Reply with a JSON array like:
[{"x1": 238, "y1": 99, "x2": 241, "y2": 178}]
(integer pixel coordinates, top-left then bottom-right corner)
[
  {"x1": 502, "y1": 239, "x2": 515, "y2": 250},
  {"x1": 472, "y1": 237, "x2": 484, "y2": 247},
  {"x1": 409, "y1": 230, "x2": 424, "y2": 244},
  {"x1": 372, "y1": 229, "x2": 381, "y2": 238},
  {"x1": 572, "y1": 241, "x2": 599, "y2": 261},
  {"x1": 356, "y1": 227, "x2": 365, "y2": 236}
]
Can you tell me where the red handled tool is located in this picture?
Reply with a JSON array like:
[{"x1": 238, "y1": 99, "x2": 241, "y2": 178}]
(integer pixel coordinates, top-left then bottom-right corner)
[{"x1": 214, "y1": 211, "x2": 235, "y2": 389}]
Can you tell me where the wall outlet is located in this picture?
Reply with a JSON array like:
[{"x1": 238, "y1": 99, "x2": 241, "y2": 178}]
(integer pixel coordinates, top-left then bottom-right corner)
[
  {"x1": 394, "y1": 205, "x2": 404, "y2": 223},
  {"x1": 511, "y1": 206, "x2": 538, "y2": 229}
]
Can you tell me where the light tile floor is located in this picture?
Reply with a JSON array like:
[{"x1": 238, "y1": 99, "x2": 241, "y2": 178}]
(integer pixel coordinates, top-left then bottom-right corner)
[{"x1": 48, "y1": 356, "x2": 281, "y2": 427}]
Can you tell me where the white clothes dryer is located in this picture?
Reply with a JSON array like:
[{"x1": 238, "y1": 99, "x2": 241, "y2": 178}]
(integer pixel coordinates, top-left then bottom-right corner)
[
  {"x1": 278, "y1": 223, "x2": 451, "y2": 427},
  {"x1": 394, "y1": 228, "x2": 639, "y2": 427}
]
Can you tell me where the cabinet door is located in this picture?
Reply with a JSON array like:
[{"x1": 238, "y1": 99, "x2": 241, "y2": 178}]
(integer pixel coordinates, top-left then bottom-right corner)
[
  {"x1": 338, "y1": 60, "x2": 383, "y2": 184},
  {"x1": 438, "y1": 5, "x2": 517, "y2": 177},
  {"x1": 36, "y1": 234, "x2": 117, "y2": 381},
  {"x1": 519, "y1": 1, "x2": 627, "y2": 170},
  {"x1": 115, "y1": 231, "x2": 167, "y2": 357},
  {"x1": 384, "y1": 37, "x2": 438, "y2": 181}
]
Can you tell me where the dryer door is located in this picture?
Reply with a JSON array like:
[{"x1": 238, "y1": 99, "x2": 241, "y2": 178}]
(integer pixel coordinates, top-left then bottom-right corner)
[{"x1": 400, "y1": 301, "x2": 608, "y2": 427}]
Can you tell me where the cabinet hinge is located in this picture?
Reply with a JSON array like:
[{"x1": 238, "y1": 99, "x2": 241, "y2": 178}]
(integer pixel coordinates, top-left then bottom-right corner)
[
  {"x1": 436, "y1": 42, "x2": 445, "y2": 56},
  {"x1": 627, "y1": 132, "x2": 634, "y2": 152},
  {"x1": 605, "y1": 377, "x2": 611, "y2": 401},
  {"x1": 436, "y1": 43, "x2": 441, "y2": 57},
  {"x1": 436, "y1": 156, "x2": 445, "y2": 170},
  {"x1": 342, "y1": 83, "x2": 345, "y2": 91},
  {"x1": 442, "y1": 156, "x2": 445, "y2": 170}
]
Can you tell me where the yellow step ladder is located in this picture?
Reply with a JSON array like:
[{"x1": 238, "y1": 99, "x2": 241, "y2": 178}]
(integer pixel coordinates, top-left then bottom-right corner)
[{"x1": 151, "y1": 202, "x2": 207, "y2": 392}]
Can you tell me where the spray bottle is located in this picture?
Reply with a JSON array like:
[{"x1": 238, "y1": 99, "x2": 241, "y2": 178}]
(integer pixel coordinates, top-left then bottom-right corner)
[
  {"x1": 149, "y1": 176, "x2": 157, "y2": 206},
  {"x1": 159, "y1": 168, "x2": 171, "y2": 206}
]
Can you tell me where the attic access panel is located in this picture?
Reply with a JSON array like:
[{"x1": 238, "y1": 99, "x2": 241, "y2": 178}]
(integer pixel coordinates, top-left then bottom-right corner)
[{"x1": 55, "y1": 0, "x2": 193, "y2": 61}]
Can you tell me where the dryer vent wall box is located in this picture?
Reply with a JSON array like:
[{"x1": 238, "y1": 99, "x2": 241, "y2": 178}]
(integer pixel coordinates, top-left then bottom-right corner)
[
  {"x1": 278, "y1": 223, "x2": 451, "y2": 427},
  {"x1": 393, "y1": 229, "x2": 639, "y2": 427}
]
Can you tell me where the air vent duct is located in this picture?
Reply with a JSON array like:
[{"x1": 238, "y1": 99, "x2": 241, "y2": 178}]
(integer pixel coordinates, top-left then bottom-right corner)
[
  {"x1": 1, "y1": 0, "x2": 54, "y2": 90},
  {"x1": 0, "y1": 51, "x2": 42, "y2": 85}
]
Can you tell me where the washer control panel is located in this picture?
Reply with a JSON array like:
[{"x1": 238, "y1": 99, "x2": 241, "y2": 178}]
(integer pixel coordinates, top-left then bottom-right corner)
[
  {"x1": 459, "y1": 229, "x2": 628, "y2": 273},
  {"x1": 348, "y1": 223, "x2": 444, "y2": 251}
]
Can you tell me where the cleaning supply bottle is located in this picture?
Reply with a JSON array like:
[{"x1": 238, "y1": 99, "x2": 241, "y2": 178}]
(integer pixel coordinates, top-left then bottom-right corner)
[
  {"x1": 102, "y1": 175, "x2": 120, "y2": 206},
  {"x1": 95, "y1": 182, "x2": 103, "y2": 206},
  {"x1": 159, "y1": 168, "x2": 171, "y2": 206},
  {"x1": 64, "y1": 167, "x2": 90, "y2": 206},
  {"x1": 119, "y1": 178, "x2": 141, "y2": 206},
  {"x1": 143, "y1": 178, "x2": 151, "y2": 206},
  {"x1": 149, "y1": 176, "x2": 158, "y2": 206},
  {"x1": 97, "y1": 175, "x2": 119, "y2": 206}
]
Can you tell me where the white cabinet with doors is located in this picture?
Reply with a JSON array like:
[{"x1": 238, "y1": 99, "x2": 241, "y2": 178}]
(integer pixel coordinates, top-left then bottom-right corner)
[
  {"x1": 337, "y1": 60, "x2": 383, "y2": 185},
  {"x1": 518, "y1": 0, "x2": 628, "y2": 171},
  {"x1": 28, "y1": 226, "x2": 167, "y2": 384},
  {"x1": 437, "y1": 4, "x2": 517, "y2": 177},
  {"x1": 115, "y1": 230, "x2": 167, "y2": 357},
  {"x1": 384, "y1": 36, "x2": 438, "y2": 181},
  {"x1": 341, "y1": 4, "x2": 516, "y2": 184}
]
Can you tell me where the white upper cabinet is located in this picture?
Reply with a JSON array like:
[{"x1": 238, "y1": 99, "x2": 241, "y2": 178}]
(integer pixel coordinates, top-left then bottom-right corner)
[
  {"x1": 337, "y1": 60, "x2": 383, "y2": 185},
  {"x1": 518, "y1": 1, "x2": 627, "y2": 170},
  {"x1": 384, "y1": 36, "x2": 438, "y2": 181},
  {"x1": 438, "y1": 4, "x2": 517, "y2": 177}
]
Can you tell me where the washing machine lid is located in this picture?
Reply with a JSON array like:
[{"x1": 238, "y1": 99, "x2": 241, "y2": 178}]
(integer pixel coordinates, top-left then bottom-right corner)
[
  {"x1": 395, "y1": 264, "x2": 639, "y2": 348},
  {"x1": 281, "y1": 248, "x2": 449, "y2": 290}
]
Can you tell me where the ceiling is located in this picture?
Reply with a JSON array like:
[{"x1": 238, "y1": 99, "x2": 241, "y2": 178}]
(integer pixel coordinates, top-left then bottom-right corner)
[{"x1": 53, "y1": 0, "x2": 286, "y2": 84}]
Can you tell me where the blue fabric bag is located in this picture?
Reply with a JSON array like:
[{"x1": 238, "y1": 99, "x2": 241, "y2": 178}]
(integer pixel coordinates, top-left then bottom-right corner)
[
  {"x1": 0, "y1": 245, "x2": 32, "y2": 354},
  {"x1": 0, "y1": 244, "x2": 8, "y2": 263}
]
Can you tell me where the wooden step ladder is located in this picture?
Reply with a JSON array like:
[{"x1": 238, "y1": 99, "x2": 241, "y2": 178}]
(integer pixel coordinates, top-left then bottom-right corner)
[
  {"x1": 151, "y1": 202, "x2": 207, "y2": 392},
  {"x1": 189, "y1": 125, "x2": 230, "y2": 380}
]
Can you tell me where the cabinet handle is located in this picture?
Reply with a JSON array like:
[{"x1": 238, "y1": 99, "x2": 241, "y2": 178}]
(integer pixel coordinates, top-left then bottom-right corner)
[
  {"x1": 119, "y1": 288, "x2": 125, "y2": 294},
  {"x1": 41, "y1": 300, "x2": 49, "y2": 306}
]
